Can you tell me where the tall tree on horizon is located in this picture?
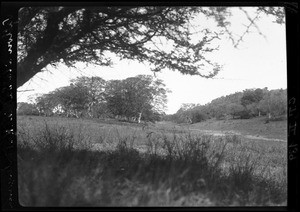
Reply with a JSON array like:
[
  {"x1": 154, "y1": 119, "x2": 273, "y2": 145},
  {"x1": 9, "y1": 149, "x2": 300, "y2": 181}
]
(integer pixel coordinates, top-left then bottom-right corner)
[{"x1": 105, "y1": 75, "x2": 168, "y2": 122}]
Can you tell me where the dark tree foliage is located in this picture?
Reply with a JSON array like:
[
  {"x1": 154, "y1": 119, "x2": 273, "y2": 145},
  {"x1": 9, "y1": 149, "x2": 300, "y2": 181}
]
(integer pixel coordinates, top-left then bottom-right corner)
[
  {"x1": 35, "y1": 93, "x2": 58, "y2": 116},
  {"x1": 241, "y1": 88, "x2": 264, "y2": 107},
  {"x1": 35, "y1": 84, "x2": 90, "y2": 117},
  {"x1": 17, "y1": 102, "x2": 39, "y2": 115},
  {"x1": 17, "y1": 6, "x2": 284, "y2": 88},
  {"x1": 70, "y1": 76, "x2": 107, "y2": 117},
  {"x1": 189, "y1": 109, "x2": 208, "y2": 123},
  {"x1": 105, "y1": 75, "x2": 168, "y2": 122}
]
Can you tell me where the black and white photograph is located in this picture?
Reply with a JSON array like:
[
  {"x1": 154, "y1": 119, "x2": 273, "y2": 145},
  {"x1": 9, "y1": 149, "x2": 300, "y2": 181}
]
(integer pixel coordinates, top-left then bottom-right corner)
[{"x1": 3, "y1": 3, "x2": 294, "y2": 207}]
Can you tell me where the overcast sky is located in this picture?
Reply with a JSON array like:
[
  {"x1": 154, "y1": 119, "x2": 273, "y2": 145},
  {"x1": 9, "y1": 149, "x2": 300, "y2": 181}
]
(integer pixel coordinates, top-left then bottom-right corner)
[{"x1": 17, "y1": 7, "x2": 287, "y2": 114}]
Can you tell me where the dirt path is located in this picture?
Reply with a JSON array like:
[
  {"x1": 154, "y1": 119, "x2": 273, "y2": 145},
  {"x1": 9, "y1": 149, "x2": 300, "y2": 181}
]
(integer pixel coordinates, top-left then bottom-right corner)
[{"x1": 187, "y1": 128, "x2": 287, "y2": 142}]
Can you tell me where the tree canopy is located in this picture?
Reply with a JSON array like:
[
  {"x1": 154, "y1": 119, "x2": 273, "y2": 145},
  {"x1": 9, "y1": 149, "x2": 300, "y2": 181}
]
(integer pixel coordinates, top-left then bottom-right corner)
[
  {"x1": 33, "y1": 75, "x2": 168, "y2": 122},
  {"x1": 17, "y1": 6, "x2": 284, "y2": 88},
  {"x1": 105, "y1": 75, "x2": 168, "y2": 122}
]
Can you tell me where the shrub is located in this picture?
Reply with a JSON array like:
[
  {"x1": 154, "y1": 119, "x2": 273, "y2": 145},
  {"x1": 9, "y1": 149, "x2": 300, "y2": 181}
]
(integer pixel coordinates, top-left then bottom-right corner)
[
  {"x1": 17, "y1": 102, "x2": 39, "y2": 116},
  {"x1": 215, "y1": 113, "x2": 226, "y2": 120},
  {"x1": 190, "y1": 110, "x2": 208, "y2": 123},
  {"x1": 235, "y1": 110, "x2": 252, "y2": 119}
]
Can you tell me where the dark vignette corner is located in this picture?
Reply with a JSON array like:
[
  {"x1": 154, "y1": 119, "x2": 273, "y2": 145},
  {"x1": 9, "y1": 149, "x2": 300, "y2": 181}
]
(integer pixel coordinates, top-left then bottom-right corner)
[
  {"x1": 285, "y1": 2, "x2": 300, "y2": 212},
  {"x1": 0, "y1": 1, "x2": 298, "y2": 211},
  {"x1": 1, "y1": 2, "x2": 19, "y2": 210}
]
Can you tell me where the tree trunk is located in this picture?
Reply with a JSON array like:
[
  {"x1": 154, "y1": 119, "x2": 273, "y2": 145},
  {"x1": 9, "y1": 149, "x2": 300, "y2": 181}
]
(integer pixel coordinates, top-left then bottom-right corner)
[
  {"x1": 17, "y1": 8, "x2": 80, "y2": 88},
  {"x1": 137, "y1": 112, "x2": 142, "y2": 123},
  {"x1": 17, "y1": 63, "x2": 41, "y2": 88}
]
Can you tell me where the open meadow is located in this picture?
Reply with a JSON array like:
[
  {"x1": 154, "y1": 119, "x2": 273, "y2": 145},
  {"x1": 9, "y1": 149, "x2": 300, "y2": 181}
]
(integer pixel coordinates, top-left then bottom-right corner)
[
  {"x1": 12, "y1": 5, "x2": 290, "y2": 208},
  {"x1": 17, "y1": 115, "x2": 287, "y2": 206}
]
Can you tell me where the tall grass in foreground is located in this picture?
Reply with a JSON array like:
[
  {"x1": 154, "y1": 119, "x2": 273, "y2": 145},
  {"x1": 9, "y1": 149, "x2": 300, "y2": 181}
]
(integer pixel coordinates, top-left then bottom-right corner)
[{"x1": 17, "y1": 122, "x2": 287, "y2": 206}]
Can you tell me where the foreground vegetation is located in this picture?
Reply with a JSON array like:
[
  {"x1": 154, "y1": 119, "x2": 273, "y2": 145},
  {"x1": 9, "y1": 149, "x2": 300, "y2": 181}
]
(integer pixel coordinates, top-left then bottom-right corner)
[{"x1": 17, "y1": 116, "x2": 287, "y2": 206}]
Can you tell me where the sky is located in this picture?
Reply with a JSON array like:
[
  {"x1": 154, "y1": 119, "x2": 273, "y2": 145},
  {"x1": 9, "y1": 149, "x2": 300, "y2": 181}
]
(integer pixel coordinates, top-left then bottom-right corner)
[{"x1": 17, "y1": 7, "x2": 287, "y2": 114}]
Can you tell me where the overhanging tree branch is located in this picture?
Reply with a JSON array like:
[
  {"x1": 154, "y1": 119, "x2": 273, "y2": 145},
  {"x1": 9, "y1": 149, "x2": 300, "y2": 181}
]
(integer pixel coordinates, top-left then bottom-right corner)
[{"x1": 17, "y1": 6, "x2": 284, "y2": 88}]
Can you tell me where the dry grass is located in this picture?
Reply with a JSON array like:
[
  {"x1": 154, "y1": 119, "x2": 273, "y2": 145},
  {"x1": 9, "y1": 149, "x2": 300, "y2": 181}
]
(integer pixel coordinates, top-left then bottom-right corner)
[
  {"x1": 190, "y1": 116, "x2": 287, "y2": 141},
  {"x1": 17, "y1": 115, "x2": 287, "y2": 206}
]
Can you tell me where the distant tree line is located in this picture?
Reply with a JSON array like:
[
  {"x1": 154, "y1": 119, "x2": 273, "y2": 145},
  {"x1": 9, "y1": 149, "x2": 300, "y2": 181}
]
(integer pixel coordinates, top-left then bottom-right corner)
[
  {"x1": 164, "y1": 88, "x2": 287, "y2": 124},
  {"x1": 17, "y1": 75, "x2": 169, "y2": 123}
]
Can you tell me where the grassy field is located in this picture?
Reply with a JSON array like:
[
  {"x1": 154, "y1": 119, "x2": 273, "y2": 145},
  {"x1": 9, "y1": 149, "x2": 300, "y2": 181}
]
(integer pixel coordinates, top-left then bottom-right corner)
[
  {"x1": 17, "y1": 115, "x2": 287, "y2": 206},
  {"x1": 189, "y1": 117, "x2": 287, "y2": 141}
]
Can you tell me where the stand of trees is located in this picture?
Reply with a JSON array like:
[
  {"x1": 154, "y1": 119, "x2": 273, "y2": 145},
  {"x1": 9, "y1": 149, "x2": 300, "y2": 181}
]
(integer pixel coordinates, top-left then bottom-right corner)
[
  {"x1": 164, "y1": 88, "x2": 287, "y2": 124},
  {"x1": 16, "y1": 6, "x2": 285, "y2": 124},
  {"x1": 105, "y1": 75, "x2": 168, "y2": 123},
  {"x1": 17, "y1": 75, "x2": 169, "y2": 123}
]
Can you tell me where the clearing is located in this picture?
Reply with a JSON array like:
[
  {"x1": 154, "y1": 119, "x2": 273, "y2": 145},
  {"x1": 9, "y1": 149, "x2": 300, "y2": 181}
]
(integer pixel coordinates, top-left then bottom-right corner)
[{"x1": 157, "y1": 116, "x2": 287, "y2": 143}]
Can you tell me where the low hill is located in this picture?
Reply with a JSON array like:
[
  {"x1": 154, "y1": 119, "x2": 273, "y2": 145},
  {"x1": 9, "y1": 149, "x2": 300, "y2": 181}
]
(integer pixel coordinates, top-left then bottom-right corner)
[{"x1": 165, "y1": 88, "x2": 287, "y2": 124}]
